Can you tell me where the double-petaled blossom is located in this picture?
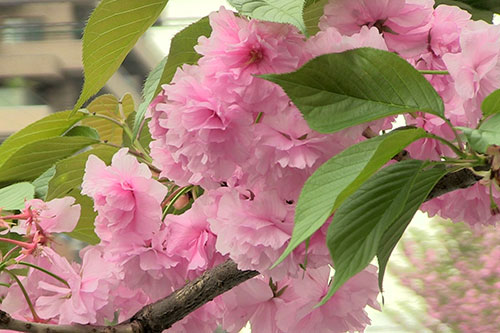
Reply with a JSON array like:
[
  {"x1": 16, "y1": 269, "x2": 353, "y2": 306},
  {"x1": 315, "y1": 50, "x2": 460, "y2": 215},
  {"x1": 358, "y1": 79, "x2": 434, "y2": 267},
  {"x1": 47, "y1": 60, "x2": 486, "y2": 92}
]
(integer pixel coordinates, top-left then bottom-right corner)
[
  {"x1": 81, "y1": 148, "x2": 167, "y2": 249},
  {"x1": 319, "y1": 0, "x2": 434, "y2": 57}
]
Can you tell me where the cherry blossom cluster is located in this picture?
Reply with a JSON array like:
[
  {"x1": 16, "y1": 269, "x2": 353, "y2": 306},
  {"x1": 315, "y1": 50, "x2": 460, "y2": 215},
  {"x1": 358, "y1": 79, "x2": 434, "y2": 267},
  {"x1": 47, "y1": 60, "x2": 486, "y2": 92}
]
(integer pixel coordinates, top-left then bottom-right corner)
[
  {"x1": 395, "y1": 221, "x2": 500, "y2": 332},
  {"x1": 1, "y1": 0, "x2": 499, "y2": 332}
]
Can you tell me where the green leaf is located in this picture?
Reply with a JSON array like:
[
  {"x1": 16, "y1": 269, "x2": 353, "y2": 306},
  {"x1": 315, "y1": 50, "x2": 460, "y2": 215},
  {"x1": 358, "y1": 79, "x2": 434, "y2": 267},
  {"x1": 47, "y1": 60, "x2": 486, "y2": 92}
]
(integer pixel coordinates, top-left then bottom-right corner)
[
  {"x1": 124, "y1": 113, "x2": 152, "y2": 150},
  {"x1": 0, "y1": 233, "x2": 24, "y2": 257},
  {"x1": 47, "y1": 145, "x2": 119, "y2": 200},
  {"x1": 0, "y1": 182, "x2": 35, "y2": 210},
  {"x1": 303, "y1": 0, "x2": 327, "y2": 35},
  {"x1": 260, "y1": 48, "x2": 445, "y2": 133},
  {"x1": 135, "y1": 57, "x2": 168, "y2": 139},
  {"x1": 460, "y1": 0, "x2": 500, "y2": 12},
  {"x1": 459, "y1": 115, "x2": 500, "y2": 153},
  {"x1": 86, "y1": 94, "x2": 119, "y2": 115},
  {"x1": 66, "y1": 190, "x2": 100, "y2": 245},
  {"x1": 377, "y1": 165, "x2": 448, "y2": 291},
  {"x1": 273, "y1": 128, "x2": 428, "y2": 267},
  {"x1": 459, "y1": 127, "x2": 500, "y2": 153},
  {"x1": 72, "y1": 0, "x2": 169, "y2": 113},
  {"x1": 155, "y1": 16, "x2": 211, "y2": 94},
  {"x1": 321, "y1": 160, "x2": 426, "y2": 305},
  {"x1": 0, "y1": 137, "x2": 99, "y2": 185},
  {"x1": 434, "y1": 0, "x2": 494, "y2": 22},
  {"x1": 0, "y1": 111, "x2": 84, "y2": 166},
  {"x1": 229, "y1": 0, "x2": 307, "y2": 34},
  {"x1": 134, "y1": 16, "x2": 212, "y2": 139},
  {"x1": 82, "y1": 94, "x2": 122, "y2": 145},
  {"x1": 482, "y1": 89, "x2": 500, "y2": 117},
  {"x1": 121, "y1": 93, "x2": 136, "y2": 117},
  {"x1": 31, "y1": 166, "x2": 56, "y2": 200},
  {"x1": 480, "y1": 113, "x2": 500, "y2": 131},
  {"x1": 64, "y1": 126, "x2": 100, "y2": 140}
]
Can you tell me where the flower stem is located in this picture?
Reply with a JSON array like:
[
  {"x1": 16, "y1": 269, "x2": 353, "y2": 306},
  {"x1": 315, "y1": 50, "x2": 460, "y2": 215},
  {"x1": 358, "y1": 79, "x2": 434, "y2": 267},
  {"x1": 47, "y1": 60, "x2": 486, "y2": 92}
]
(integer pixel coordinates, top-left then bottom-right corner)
[
  {"x1": 5, "y1": 269, "x2": 41, "y2": 322},
  {"x1": 17, "y1": 261, "x2": 70, "y2": 288}
]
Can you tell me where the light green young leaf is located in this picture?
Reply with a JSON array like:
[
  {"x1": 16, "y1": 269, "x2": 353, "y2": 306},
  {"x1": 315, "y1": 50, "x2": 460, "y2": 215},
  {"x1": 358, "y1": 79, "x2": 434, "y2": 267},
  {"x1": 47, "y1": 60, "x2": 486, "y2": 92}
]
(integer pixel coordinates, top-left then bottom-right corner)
[
  {"x1": 154, "y1": 16, "x2": 211, "y2": 94},
  {"x1": 377, "y1": 165, "x2": 448, "y2": 291},
  {"x1": 47, "y1": 145, "x2": 119, "y2": 200},
  {"x1": 303, "y1": 0, "x2": 328, "y2": 35},
  {"x1": 66, "y1": 189, "x2": 100, "y2": 245},
  {"x1": 273, "y1": 128, "x2": 428, "y2": 268},
  {"x1": 321, "y1": 160, "x2": 425, "y2": 305},
  {"x1": 82, "y1": 94, "x2": 122, "y2": 145},
  {"x1": 32, "y1": 166, "x2": 56, "y2": 200},
  {"x1": 0, "y1": 111, "x2": 84, "y2": 166},
  {"x1": 64, "y1": 126, "x2": 100, "y2": 140},
  {"x1": 459, "y1": 127, "x2": 500, "y2": 153},
  {"x1": 134, "y1": 16, "x2": 212, "y2": 138},
  {"x1": 121, "y1": 93, "x2": 136, "y2": 118},
  {"x1": 72, "y1": 0, "x2": 169, "y2": 113},
  {"x1": 0, "y1": 182, "x2": 35, "y2": 210},
  {"x1": 480, "y1": 112, "x2": 500, "y2": 131},
  {"x1": 482, "y1": 89, "x2": 500, "y2": 117},
  {"x1": 459, "y1": 114, "x2": 500, "y2": 153},
  {"x1": 260, "y1": 48, "x2": 445, "y2": 133},
  {"x1": 134, "y1": 56, "x2": 168, "y2": 139},
  {"x1": 229, "y1": 0, "x2": 307, "y2": 34},
  {"x1": 0, "y1": 137, "x2": 99, "y2": 185}
]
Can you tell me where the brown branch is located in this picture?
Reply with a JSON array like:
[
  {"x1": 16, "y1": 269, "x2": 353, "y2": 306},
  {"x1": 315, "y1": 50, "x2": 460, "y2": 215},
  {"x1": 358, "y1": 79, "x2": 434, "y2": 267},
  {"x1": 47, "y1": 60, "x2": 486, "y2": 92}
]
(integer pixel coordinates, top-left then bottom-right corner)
[
  {"x1": 426, "y1": 168, "x2": 482, "y2": 201},
  {"x1": 0, "y1": 168, "x2": 482, "y2": 333},
  {"x1": 0, "y1": 310, "x2": 139, "y2": 333},
  {"x1": 127, "y1": 260, "x2": 259, "y2": 333}
]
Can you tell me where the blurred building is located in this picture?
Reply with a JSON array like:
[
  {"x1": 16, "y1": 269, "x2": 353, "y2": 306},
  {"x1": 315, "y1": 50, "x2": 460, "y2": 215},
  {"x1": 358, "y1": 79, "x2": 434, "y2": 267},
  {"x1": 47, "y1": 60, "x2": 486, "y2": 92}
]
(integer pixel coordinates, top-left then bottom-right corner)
[{"x1": 0, "y1": 0, "x2": 164, "y2": 140}]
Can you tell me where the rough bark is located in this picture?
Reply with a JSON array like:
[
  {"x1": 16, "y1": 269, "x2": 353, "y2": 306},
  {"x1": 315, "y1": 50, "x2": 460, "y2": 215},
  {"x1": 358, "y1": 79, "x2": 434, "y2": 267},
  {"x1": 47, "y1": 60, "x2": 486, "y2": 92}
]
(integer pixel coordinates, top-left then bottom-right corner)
[
  {"x1": 426, "y1": 168, "x2": 482, "y2": 201},
  {"x1": 128, "y1": 260, "x2": 259, "y2": 333}
]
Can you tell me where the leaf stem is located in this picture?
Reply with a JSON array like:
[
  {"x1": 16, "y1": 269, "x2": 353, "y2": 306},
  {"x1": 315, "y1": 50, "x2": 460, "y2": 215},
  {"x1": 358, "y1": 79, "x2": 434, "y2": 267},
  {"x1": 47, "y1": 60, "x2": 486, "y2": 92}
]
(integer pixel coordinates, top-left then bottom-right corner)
[
  {"x1": 418, "y1": 70, "x2": 449, "y2": 75},
  {"x1": 427, "y1": 133, "x2": 466, "y2": 158},
  {"x1": 77, "y1": 110, "x2": 124, "y2": 128},
  {"x1": 162, "y1": 185, "x2": 193, "y2": 220},
  {"x1": 122, "y1": 126, "x2": 153, "y2": 163}
]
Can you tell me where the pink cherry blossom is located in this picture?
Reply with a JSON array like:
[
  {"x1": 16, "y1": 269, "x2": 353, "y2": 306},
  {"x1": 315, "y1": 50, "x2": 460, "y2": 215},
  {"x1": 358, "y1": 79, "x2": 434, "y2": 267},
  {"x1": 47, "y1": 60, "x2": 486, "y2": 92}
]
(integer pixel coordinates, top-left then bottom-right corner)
[
  {"x1": 319, "y1": 0, "x2": 433, "y2": 57},
  {"x1": 168, "y1": 298, "x2": 224, "y2": 333},
  {"x1": 209, "y1": 188, "x2": 297, "y2": 279},
  {"x1": 429, "y1": 5, "x2": 471, "y2": 58},
  {"x1": 276, "y1": 265, "x2": 380, "y2": 333},
  {"x1": 10, "y1": 197, "x2": 80, "y2": 236},
  {"x1": 196, "y1": 7, "x2": 306, "y2": 77},
  {"x1": 149, "y1": 64, "x2": 255, "y2": 188},
  {"x1": 81, "y1": 148, "x2": 167, "y2": 249},
  {"x1": 35, "y1": 247, "x2": 119, "y2": 324},
  {"x1": 165, "y1": 194, "x2": 225, "y2": 274},
  {"x1": 443, "y1": 21, "x2": 500, "y2": 125},
  {"x1": 220, "y1": 275, "x2": 290, "y2": 333},
  {"x1": 422, "y1": 182, "x2": 500, "y2": 226}
]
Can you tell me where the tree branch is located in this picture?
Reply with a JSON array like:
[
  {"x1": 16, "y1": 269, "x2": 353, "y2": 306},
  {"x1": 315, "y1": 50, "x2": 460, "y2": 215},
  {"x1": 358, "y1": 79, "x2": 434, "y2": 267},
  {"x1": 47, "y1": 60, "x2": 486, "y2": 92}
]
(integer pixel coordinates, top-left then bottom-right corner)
[
  {"x1": 128, "y1": 260, "x2": 259, "y2": 333},
  {"x1": 426, "y1": 168, "x2": 482, "y2": 201},
  {"x1": 0, "y1": 310, "x2": 139, "y2": 333},
  {"x1": 0, "y1": 168, "x2": 481, "y2": 333}
]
